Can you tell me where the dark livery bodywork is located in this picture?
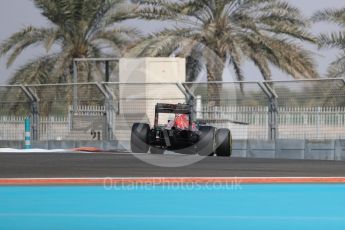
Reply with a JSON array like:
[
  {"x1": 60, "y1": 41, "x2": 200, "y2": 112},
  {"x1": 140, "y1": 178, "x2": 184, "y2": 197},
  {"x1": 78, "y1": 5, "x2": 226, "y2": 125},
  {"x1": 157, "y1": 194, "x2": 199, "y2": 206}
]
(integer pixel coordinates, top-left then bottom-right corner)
[{"x1": 131, "y1": 103, "x2": 232, "y2": 156}]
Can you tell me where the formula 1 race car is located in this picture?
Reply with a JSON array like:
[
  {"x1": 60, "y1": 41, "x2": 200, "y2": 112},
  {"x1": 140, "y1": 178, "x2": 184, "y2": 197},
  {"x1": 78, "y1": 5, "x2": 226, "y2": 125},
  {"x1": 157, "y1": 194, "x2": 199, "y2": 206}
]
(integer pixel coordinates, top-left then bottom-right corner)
[{"x1": 131, "y1": 103, "x2": 232, "y2": 157}]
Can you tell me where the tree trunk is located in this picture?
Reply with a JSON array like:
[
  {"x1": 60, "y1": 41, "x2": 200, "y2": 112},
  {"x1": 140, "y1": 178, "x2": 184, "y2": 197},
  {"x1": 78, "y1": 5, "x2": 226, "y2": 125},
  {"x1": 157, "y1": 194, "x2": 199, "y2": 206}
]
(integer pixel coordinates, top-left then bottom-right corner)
[{"x1": 206, "y1": 60, "x2": 224, "y2": 107}]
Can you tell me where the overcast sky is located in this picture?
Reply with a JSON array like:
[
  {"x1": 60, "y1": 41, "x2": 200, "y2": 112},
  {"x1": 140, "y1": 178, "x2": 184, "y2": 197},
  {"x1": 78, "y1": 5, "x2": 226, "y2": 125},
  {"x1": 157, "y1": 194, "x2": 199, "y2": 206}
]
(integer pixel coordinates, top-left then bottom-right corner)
[{"x1": 0, "y1": 0, "x2": 344, "y2": 83}]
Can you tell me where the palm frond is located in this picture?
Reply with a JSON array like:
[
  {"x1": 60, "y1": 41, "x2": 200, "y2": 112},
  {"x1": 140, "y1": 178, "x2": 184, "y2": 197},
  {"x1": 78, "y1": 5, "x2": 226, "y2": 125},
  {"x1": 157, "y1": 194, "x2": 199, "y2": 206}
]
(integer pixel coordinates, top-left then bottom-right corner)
[
  {"x1": 0, "y1": 27, "x2": 57, "y2": 67},
  {"x1": 326, "y1": 53, "x2": 345, "y2": 78},
  {"x1": 135, "y1": 0, "x2": 318, "y2": 81},
  {"x1": 1, "y1": 0, "x2": 137, "y2": 85},
  {"x1": 9, "y1": 55, "x2": 58, "y2": 85},
  {"x1": 312, "y1": 8, "x2": 345, "y2": 27},
  {"x1": 317, "y1": 32, "x2": 345, "y2": 49},
  {"x1": 313, "y1": 7, "x2": 345, "y2": 78}
]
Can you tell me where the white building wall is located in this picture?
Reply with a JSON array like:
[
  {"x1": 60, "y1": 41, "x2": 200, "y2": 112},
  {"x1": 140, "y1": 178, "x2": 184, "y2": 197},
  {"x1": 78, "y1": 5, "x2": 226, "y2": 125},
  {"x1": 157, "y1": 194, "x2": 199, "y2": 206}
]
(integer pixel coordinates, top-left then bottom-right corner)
[{"x1": 119, "y1": 58, "x2": 186, "y2": 125}]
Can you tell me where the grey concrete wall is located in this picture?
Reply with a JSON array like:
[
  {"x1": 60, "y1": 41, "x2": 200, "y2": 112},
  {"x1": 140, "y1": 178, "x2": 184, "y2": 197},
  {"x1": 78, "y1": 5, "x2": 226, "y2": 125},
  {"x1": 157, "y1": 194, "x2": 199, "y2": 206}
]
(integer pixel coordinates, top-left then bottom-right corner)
[
  {"x1": 239, "y1": 139, "x2": 342, "y2": 161},
  {"x1": 247, "y1": 140, "x2": 275, "y2": 159},
  {"x1": 305, "y1": 140, "x2": 335, "y2": 160},
  {"x1": 276, "y1": 139, "x2": 305, "y2": 160},
  {"x1": 1, "y1": 139, "x2": 345, "y2": 161},
  {"x1": 232, "y1": 140, "x2": 247, "y2": 158},
  {"x1": 335, "y1": 140, "x2": 345, "y2": 161},
  {"x1": 0, "y1": 141, "x2": 24, "y2": 149}
]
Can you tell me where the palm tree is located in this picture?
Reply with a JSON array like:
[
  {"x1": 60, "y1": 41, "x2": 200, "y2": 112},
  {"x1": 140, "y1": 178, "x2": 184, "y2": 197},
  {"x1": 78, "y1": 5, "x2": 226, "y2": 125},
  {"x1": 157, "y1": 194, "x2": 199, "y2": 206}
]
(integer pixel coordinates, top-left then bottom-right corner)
[
  {"x1": 312, "y1": 8, "x2": 345, "y2": 78},
  {"x1": 134, "y1": 0, "x2": 319, "y2": 104},
  {"x1": 0, "y1": 0, "x2": 140, "y2": 115},
  {"x1": 0, "y1": 0, "x2": 140, "y2": 85}
]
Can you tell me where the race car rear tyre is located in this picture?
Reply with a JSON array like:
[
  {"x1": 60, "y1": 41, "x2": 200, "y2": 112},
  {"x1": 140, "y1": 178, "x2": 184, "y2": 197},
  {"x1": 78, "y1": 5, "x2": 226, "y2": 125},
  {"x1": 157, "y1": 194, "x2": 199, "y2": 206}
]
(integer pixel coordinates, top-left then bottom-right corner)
[
  {"x1": 131, "y1": 123, "x2": 150, "y2": 153},
  {"x1": 215, "y1": 129, "x2": 232, "y2": 157},
  {"x1": 197, "y1": 126, "x2": 216, "y2": 156},
  {"x1": 150, "y1": 146, "x2": 165, "y2": 154}
]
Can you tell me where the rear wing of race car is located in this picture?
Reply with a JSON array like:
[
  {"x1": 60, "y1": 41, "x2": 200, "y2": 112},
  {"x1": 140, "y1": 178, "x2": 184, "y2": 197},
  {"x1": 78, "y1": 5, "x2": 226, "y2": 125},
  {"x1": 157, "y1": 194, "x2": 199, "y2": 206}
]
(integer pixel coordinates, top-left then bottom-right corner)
[{"x1": 155, "y1": 103, "x2": 193, "y2": 114}]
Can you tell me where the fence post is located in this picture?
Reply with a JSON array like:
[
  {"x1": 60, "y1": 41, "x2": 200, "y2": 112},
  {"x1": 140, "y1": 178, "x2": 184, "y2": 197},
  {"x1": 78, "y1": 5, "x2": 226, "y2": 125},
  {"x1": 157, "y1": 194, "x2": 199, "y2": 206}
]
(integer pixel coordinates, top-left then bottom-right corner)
[
  {"x1": 105, "y1": 99, "x2": 114, "y2": 140},
  {"x1": 25, "y1": 117, "x2": 31, "y2": 149},
  {"x1": 96, "y1": 83, "x2": 116, "y2": 140},
  {"x1": 73, "y1": 60, "x2": 78, "y2": 113},
  {"x1": 259, "y1": 82, "x2": 278, "y2": 140},
  {"x1": 177, "y1": 83, "x2": 196, "y2": 120},
  {"x1": 31, "y1": 100, "x2": 39, "y2": 141},
  {"x1": 20, "y1": 85, "x2": 39, "y2": 141},
  {"x1": 105, "y1": 61, "x2": 110, "y2": 82},
  {"x1": 104, "y1": 83, "x2": 119, "y2": 141},
  {"x1": 317, "y1": 106, "x2": 321, "y2": 139},
  {"x1": 269, "y1": 97, "x2": 278, "y2": 140},
  {"x1": 196, "y1": 95, "x2": 202, "y2": 120}
]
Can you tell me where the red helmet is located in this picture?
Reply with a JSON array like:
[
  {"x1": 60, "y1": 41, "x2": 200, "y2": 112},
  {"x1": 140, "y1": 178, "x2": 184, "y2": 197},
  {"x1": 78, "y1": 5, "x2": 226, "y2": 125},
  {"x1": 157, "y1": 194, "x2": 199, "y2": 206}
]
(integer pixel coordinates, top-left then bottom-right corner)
[
  {"x1": 174, "y1": 114, "x2": 197, "y2": 130},
  {"x1": 174, "y1": 114, "x2": 189, "y2": 129}
]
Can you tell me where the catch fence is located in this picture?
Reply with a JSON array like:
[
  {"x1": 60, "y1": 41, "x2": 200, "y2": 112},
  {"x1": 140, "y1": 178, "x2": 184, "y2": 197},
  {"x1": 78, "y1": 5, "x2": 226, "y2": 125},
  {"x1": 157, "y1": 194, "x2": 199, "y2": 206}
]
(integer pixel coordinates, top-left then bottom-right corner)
[{"x1": 0, "y1": 78, "x2": 344, "y2": 141}]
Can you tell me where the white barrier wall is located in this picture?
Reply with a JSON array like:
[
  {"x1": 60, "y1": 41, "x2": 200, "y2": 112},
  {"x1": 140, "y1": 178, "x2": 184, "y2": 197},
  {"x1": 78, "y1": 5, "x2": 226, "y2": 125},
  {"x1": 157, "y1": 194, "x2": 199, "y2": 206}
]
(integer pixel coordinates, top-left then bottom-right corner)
[
  {"x1": 119, "y1": 58, "x2": 186, "y2": 125},
  {"x1": 119, "y1": 58, "x2": 185, "y2": 83}
]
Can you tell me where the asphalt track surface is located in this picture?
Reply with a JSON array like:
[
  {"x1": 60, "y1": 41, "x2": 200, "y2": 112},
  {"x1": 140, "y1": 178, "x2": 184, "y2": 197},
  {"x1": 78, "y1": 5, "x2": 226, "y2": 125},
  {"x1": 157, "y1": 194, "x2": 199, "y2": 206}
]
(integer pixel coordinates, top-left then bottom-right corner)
[{"x1": 1, "y1": 152, "x2": 345, "y2": 178}]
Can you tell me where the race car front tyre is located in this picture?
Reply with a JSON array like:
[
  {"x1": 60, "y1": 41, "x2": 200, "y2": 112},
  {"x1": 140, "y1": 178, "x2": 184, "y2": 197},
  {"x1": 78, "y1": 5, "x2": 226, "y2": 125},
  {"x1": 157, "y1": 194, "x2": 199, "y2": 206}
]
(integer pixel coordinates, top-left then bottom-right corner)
[
  {"x1": 215, "y1": 129, "x2": 232, "y2": 157},
  {"x1": 197, "y1": 126, "x2": 216, "y2": 156},
  {"x1": 131, "y1": 123, "x2": 150, "y2": 153}
]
